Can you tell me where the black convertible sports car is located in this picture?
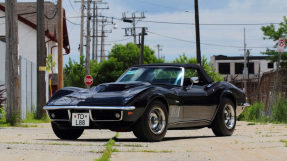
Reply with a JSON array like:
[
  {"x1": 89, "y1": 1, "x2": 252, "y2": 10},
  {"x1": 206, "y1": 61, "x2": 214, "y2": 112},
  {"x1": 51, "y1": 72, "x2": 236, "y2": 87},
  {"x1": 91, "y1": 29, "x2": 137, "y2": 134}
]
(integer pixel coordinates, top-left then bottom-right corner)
[{"x1": 44, "y1": 63, "x2": 249, "y2": 141}]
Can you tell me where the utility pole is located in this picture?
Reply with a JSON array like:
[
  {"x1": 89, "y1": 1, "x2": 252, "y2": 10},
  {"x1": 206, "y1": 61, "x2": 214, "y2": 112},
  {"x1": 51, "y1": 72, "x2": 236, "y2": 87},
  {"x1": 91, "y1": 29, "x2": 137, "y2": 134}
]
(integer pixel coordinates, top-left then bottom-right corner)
[
  {"x1": 156, "y1": 44, "x2": 162, "y2": 58},
  {"x1": 100, "y1": 19, "x2": 105, "y2": 62},
  {"x1": 247, "y1": 49, "x2": 250, "y2": 80},
  {"x1": 58, "y1": 0, "x2": 64, "y2": 89},
  {"x1": 36, "y1": 0, "x2": 46, "y2": 119},
  {"x1": 194, "y1": 0, "x2": 201, "y2": 66},
  {"x1": 86, "y1": 0, "x2": 91, "y2": 79},
  {"x1": 5, "y1": 0, "x2": 20, "y2": 124},
  {"x1": 79, "y1": 0, "x2": 84, "y2": 57},
  {"x1": 92, "y1": 1, "x2": 96, "y2": 60},
  {"x1": 90, "y1": 1, "x2": 108, "y2": 62},
  {"x1": 140, "y1": 28, "x2": 145, "y2": 65},
  {"x1": 243, "y1": 28, "x2": 247, "y2": 95},
  {"x1": 132, "y1": 13, "x2": 136, "y2": 44},
  {"x1": 122, "y1": 12, "x2": 145, "y2": 45},
  {"x1": 95, "y1": 3, "x2": 98, "y2": 62}
]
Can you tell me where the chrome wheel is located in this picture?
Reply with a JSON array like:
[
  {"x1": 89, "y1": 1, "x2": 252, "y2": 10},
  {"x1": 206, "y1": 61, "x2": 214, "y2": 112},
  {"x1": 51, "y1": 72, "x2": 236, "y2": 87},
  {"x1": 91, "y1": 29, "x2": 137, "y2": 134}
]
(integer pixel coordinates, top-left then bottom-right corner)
[
  {"x1": 224, "y1": 105, "x2": 235, "y2": 129},
  {"x1": 148, "y1": 107, "x2": 166, "y2": 134}
]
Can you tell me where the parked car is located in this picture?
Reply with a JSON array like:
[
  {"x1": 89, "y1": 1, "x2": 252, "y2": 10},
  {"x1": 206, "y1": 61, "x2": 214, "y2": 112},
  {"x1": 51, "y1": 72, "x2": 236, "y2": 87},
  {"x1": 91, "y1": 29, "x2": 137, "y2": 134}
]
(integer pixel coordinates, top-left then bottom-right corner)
[{"x1": 44, "y1": 63, "x2": 249, "y2": 142}]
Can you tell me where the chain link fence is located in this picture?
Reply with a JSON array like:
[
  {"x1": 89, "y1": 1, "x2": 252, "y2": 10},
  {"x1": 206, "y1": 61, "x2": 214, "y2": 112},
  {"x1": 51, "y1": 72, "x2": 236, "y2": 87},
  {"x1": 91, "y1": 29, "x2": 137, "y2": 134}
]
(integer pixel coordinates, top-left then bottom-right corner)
[{"x1": 232, "y1": 69, "x2": 287, "y2": 117}]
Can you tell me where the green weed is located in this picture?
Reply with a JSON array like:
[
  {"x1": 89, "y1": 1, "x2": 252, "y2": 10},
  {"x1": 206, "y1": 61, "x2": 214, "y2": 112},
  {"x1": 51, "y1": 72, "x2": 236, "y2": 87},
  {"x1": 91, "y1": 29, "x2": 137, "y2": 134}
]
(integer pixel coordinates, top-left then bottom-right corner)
[
  {"x1": 94, "y1": 133, "x2": 118, "y2": 161},
  {"x1": 280, "y1": 140, "x2": 287, "y2": 147}
]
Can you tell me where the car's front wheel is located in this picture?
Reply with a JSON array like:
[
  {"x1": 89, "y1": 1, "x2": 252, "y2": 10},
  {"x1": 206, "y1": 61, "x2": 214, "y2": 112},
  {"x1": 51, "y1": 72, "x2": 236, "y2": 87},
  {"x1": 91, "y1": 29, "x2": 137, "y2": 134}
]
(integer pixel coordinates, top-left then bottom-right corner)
[
  {"x1": 51, "y1": 122, "x2": 84, "y2": 140},
  {"x1": 133, "y1": 100, "x2": 168, "y2": 142},
  {"x1": 212, "y1": 97, "x2": 236, "y2": 136}
]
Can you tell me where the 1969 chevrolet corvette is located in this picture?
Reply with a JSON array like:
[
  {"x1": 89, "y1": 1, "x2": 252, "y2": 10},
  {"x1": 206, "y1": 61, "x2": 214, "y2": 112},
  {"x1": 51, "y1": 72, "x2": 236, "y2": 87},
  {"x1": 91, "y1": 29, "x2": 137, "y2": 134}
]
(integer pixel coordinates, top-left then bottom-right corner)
[{"x1": 44, "y1": 63, "x2": 249, "y2": 142}]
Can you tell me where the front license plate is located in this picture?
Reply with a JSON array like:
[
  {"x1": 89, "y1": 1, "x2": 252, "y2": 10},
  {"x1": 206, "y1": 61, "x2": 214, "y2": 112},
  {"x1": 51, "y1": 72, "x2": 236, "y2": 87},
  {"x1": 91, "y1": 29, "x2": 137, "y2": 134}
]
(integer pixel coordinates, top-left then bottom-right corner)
[{"x1": 72, "y1": 113, "x2": 89, "y2": 126}]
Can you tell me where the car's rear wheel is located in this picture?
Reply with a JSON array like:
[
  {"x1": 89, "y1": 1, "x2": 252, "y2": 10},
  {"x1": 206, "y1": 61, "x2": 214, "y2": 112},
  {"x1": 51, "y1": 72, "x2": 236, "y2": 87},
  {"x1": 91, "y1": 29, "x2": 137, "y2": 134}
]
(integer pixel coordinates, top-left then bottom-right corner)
[
  {"x1": 212, "y1": 97, "x2": 236, "y2": 136},
  {"x1": 133, "y1": 100, "x2": 168, "y2": 142},
  {"x1": 51, "y1": 122, "x2": 84, "y2": 140}
]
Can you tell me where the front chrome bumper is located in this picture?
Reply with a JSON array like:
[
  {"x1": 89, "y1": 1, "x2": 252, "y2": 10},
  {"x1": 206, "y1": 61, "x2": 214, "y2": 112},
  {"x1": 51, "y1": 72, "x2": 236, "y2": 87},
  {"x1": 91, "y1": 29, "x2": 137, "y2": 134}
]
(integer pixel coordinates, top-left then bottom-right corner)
[
  {"x1": 236, "y1": 103, "x2": 250, "y2": 116},
  {"x1": 43, "y1": 106, "x2": 136, "y2": 122},
  {"x1": 43, "y1": 106, "x2": 136, "y2": 110}
]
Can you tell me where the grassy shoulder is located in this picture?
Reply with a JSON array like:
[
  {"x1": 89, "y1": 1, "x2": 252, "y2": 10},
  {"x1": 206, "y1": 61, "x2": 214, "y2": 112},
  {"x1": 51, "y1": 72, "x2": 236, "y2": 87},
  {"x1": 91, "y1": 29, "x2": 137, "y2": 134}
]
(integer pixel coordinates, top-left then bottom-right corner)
[
  {"x1": 238, "y1": 97, "x2": 287, "y2": 124},
  {"x1": 0, "y1": 110, "x2": 50, "y2": 127}
]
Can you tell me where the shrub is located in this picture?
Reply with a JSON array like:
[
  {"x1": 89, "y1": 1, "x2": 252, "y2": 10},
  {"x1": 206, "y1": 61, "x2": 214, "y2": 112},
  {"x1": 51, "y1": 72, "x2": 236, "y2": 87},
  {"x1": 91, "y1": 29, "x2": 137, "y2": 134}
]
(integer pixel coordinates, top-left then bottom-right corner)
[
  {"x1": 238, "y1": 102, "x2": 266, "y2": 122},
  {"x1": 272, "y1": 97, "x2": 287, "y2": 123},
  {"x1": 247, "y1": 102, "x2": 265, "y2": 121}
]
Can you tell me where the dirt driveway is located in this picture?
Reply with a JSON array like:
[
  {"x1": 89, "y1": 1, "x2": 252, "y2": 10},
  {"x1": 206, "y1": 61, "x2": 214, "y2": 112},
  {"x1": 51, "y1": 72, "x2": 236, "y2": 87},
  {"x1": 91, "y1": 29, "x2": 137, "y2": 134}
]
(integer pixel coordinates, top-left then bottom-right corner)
[{"x1": 0, "y1": 121, "x2": 286, "y2": 161}]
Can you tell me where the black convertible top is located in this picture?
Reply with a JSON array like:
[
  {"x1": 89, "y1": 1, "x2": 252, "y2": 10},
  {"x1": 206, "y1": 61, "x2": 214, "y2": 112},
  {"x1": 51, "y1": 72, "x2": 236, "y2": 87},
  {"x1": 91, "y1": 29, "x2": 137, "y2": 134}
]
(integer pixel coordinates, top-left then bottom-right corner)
[{"x1": 133, "y1": 63, "x2": 214, "y2": 83}]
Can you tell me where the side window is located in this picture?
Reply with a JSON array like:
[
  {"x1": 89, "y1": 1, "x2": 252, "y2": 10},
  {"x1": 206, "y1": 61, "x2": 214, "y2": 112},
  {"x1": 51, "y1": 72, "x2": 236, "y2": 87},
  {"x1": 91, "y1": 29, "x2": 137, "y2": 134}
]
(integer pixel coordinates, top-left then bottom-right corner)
[
  {"x1": 184, "y1": 68, "x2": 198, "y2": 79},
  {"x1": 185, "y1": 68, "x2": 208, "y2": 86},
  {"x1": 153, "y1": 68, "x2": 182, "y2": 86}
]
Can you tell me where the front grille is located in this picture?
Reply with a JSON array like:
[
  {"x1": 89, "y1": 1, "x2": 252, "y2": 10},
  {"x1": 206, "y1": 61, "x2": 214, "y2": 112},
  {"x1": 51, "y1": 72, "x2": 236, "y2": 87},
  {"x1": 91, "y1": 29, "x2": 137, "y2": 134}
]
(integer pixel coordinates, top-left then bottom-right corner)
[
  {"x1": 91, "y1": 110, "x2": 122, "y2": 121},
  {"x1": 48, "y1": 110, "x2": 69, "y2": 120}
]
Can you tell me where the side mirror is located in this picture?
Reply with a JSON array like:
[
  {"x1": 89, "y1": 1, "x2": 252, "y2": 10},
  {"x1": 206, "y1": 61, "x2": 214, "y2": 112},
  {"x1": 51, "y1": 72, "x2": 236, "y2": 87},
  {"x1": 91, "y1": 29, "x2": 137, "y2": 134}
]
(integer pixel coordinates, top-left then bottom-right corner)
[
  {"x1": 191, "y1": 77, "x2": 199, "y2": 84},
  {"x1": 183, "y1": 78, "x2": 193, "y2": 87}
]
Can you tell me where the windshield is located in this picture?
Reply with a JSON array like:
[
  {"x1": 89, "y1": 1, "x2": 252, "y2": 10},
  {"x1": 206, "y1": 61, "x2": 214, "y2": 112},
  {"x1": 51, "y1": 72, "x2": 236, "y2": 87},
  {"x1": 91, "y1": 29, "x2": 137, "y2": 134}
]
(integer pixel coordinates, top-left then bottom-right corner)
[{"x1": 117, "y1": 67, "x2": 183, "y2": 86}]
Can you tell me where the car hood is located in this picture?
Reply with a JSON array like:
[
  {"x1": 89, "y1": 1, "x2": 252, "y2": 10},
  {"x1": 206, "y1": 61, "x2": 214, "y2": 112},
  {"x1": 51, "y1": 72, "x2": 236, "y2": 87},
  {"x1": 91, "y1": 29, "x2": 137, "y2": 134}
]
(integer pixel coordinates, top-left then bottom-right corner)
[{"x1": 46, "y1": 82, "x2": 151, "y2": 106}]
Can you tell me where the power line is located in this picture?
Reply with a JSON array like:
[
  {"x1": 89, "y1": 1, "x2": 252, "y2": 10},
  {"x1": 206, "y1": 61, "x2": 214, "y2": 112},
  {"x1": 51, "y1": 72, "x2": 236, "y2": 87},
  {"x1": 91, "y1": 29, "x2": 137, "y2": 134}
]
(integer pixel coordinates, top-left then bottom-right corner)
[
  {"x1": 106, "y1": 37, "x2": 132, "y2": 42},
  {"x1": 66, "y1": 16, "x2": 281, "y2": 26},
  {"x1": 139, "y1": 20, "x2": 281, "y2": 26},
  {"x1": 65, "y1": 17, "x2": 81, "y2": 25},
  {"x1": 0, "y1": 11, "x2": 37, "y2": 18},
  {"x1": 147, "y1": 31, "x2": 274, "y2": 49}
]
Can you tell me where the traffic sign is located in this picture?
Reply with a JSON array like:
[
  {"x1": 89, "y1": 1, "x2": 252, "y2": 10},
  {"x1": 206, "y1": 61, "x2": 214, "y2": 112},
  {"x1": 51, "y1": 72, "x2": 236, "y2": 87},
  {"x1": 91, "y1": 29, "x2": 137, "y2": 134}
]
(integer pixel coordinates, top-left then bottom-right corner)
[
  {"x1": 84, "y1": 75, "x2": 93, "y2": 86},
  {"x1": 277, "y1": 38, "x2": 285, "y2": 53}
]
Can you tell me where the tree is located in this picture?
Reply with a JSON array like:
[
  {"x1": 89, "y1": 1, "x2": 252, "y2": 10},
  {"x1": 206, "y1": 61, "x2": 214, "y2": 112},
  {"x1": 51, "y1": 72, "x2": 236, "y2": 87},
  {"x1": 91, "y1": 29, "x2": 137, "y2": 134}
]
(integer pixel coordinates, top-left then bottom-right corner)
[
  {"x1": 172, "y1": 54, "x2": 223, "y2": 82},
  {"x1": 64, "y1": 56, "x2": 86, "y2": 88},
  {"x1": 92, "y1": 43, "x2": 164, "y2": 85},
  {"x1": 64, "y1": 43, "x2": 163, "y2": 87},
  {"x1": 46, "y1": 54, "x2": 56, "y2": 97},
  {"x1": 261, "y1": 16, "x2": 287, "y2": 67},
  {"x1": 109, "y1": 43, "x2": 163, "y2": 70}
]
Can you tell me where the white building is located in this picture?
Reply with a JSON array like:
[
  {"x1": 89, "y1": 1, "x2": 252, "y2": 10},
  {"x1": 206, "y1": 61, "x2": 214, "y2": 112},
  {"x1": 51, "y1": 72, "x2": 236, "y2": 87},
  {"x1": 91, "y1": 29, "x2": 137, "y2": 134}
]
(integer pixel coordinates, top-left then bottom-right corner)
[
  {"x1": 0, "y1": 2, "x2": 70, "y2": 118},
  {"x1": 210, "y1": 55, "x2": 275, "y2": 82}
]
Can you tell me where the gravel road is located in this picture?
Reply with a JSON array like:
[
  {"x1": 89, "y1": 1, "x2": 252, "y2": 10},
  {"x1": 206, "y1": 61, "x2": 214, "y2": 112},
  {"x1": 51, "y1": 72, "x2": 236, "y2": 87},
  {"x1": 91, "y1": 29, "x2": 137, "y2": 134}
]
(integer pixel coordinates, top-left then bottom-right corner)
[{"x1": 0, "y1": 121, "x2": 287, "y2": 161}]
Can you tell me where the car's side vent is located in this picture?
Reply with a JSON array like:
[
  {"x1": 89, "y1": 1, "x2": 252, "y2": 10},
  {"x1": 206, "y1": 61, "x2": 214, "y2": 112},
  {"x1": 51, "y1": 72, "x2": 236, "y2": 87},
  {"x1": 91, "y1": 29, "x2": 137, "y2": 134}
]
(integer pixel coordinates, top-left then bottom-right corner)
[
  {"x1": 48, "y1": 110, "x2": 69, "y2": 121},
  {"x1": 90, "y1": 110, "x2": 122, "y2": 121}
]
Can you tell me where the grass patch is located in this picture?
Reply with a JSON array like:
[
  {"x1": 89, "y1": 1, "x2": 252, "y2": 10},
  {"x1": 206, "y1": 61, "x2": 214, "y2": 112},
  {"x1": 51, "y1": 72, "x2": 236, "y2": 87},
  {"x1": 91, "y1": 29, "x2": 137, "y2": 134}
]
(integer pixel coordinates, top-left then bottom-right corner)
[
  {"x1": 238, "y1": 98, "x2": 287, "y2": 124},
  {"x1": 272, "y1": 97, "x2": 287, "y2": 123},
  {"x1": 122, "y1": 144, "x2": 144, "y2": 147},
  {"x1": 247, "y1": 122, "x2": 256, "y2": 125},
  {"x1": 22, "y1": 112, "x2": 50, "y2": 124},
  {"x1": 124, "y1": 149, "x2": 173, "y2": 153},
  {"x1": 0, "y1": 111, "x2": 50, "y2": 127},
  {"x1": 280, "y1": 140, "x2": 287, "y2": 147},
  {"x1": 94, "y1": 133, "x2": 118, "y2": 161},
  {"x1": 1, "y1": 141, "x2": 93, "y2": 146}
]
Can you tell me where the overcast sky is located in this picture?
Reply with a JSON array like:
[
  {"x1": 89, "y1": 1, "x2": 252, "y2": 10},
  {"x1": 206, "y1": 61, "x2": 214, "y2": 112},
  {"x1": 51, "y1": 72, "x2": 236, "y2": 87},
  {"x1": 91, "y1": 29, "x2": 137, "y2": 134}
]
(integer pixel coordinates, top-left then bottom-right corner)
[{"x1": 2, "y1": 0, "x2": 287, "y2": 64}]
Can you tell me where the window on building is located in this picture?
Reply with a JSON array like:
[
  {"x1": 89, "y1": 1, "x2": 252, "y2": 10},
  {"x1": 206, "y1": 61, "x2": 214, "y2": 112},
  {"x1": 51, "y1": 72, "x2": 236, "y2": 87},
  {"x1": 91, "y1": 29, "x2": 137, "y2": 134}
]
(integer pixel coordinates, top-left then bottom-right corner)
[
  {"x1": 235, "y1": 62, "x2": 254, "y2": 74},
  {"x1": 235, "y1": 63, "x2": 244, "y2": 74},
  {"x1": 0, "y1": 36, "x2": 6, "y2": 43},
  {"x1": 268, "y1": 62, "x2": 274, "y2": 69},
  {"x1": 218, "y1": 63, "x2": 230, "y2": 74},
  {"x1": 248, "y1": 63, "x2": 254, "y2": 74}
]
